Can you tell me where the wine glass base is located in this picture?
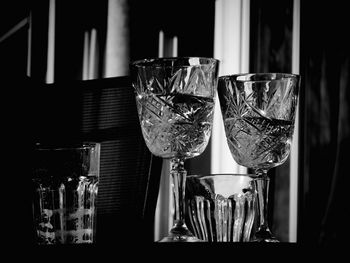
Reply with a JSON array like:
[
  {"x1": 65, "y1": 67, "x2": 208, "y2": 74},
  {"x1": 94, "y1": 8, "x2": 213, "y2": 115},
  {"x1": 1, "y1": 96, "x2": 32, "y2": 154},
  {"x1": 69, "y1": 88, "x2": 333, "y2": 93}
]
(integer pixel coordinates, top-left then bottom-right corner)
[
  {"x1": 251, "y1": 231, "x2": 280, "y2": 242},
  {"x1": 158, "y1": 226, "x2": 204, "y2": 242},
  {"x1": 158, "y1": 234, "x2": 204, "y2": 242},
  {"x1": 251, "y1": 237, "x2": 280, "y2": 243}
]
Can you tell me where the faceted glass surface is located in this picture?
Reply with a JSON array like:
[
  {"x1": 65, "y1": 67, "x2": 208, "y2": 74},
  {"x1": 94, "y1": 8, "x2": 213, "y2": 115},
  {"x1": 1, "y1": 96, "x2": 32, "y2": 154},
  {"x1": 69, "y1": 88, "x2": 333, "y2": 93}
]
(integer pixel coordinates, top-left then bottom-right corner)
[
  {"x1": 185, "y1": 174, "x2": 257, "y2": 242},
  {"x1": 131, "y1": 57, "x2": 219, "y2": 160}
]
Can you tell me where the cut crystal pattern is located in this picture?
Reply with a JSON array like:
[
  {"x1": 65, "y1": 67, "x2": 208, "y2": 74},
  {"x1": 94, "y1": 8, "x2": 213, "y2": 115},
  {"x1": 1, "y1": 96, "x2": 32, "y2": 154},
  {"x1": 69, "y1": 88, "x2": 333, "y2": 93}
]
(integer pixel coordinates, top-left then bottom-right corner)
[
  {"x1": 218, "y1": 74, "x2": 299, "y2": 170},
  {"x1": 132, "y1": 58, "x2": 219, "y2": 159},
  {"x1": 185, "y1": 175, "x2": 256, "y2": 242}
]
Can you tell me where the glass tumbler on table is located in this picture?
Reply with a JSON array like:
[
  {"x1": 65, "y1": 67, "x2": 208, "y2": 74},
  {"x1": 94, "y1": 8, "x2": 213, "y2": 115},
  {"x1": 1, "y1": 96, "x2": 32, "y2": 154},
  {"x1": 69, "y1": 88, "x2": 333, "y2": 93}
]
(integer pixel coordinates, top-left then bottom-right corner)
[
  {"x1": 131, "y1": 57, "x2": 219, "y2": 242},
  {"x1": 185, "y1": 173, "x2": 258, "y2": 242},
  {"x1": 31, "y1": 142, "x2": 100, "y2": 245}
]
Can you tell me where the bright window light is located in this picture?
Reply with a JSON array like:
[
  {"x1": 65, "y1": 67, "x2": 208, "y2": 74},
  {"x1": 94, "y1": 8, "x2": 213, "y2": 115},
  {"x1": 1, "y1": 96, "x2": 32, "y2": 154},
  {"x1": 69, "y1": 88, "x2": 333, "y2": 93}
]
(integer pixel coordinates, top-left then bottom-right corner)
[{"x1": 212, "y1": 0, "x2": 249, "y2": 174}]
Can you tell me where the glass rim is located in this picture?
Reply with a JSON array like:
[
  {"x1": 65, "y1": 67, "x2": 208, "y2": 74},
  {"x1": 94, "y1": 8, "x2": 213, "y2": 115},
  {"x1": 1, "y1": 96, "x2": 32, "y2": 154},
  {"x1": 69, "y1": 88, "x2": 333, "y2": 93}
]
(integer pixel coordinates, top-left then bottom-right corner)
[
  {"x1": 35, "y1": 141, "x2": 100, "y2": 151},
  {"x1": 219, "y1": 72, "x2": 300, "y2": 82},
  {"x1": 130, "y1": 56, "x2": 220, "y2": 68},
  {"x1": 187, "y1": 173, "x2": 258, "y2": 179}
]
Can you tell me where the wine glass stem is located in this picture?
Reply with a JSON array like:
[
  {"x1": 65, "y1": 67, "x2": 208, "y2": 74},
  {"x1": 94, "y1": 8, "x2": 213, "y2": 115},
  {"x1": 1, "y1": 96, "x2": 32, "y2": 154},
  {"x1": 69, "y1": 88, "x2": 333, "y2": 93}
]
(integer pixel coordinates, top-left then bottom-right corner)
[
  {"x1": 170, "y1": 158, "x2": 187, "y2": 228},
  {"x1": 255, "y1": 169, "x2": 272, "y2": 235}
]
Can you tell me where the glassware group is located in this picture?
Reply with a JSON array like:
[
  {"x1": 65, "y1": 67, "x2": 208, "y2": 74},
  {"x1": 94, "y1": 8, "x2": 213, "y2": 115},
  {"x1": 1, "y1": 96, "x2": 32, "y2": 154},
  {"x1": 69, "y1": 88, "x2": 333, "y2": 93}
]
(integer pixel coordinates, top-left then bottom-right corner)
[{"x1": 131, "y1": 56, "x2": 300, "y2": 242}]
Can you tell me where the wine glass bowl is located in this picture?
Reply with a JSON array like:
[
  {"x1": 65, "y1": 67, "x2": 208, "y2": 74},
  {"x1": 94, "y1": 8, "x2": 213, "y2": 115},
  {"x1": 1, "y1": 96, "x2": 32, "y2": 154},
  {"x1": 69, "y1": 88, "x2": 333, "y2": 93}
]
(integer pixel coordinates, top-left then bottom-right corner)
[
  {"x1": 135, "y1": 91, "x2": 214, "y2": 160},
  {"x1": 218, "y1": 73, "x2": 300, "y2": 242},
  {"x1": 131, "y1": 57, "x2": 219, "y2": 242}
]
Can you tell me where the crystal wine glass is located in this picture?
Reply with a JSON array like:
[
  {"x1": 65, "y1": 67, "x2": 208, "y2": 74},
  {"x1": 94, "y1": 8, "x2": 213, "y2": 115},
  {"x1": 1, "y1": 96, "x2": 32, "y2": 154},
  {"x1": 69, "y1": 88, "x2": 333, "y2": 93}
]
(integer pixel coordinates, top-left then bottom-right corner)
[
  {"x1": 131, "y1": 57, "x2": 219, "y2": 242},
  {"x1": 217, "y1": 73, "x2": 300, "y2": 242}
]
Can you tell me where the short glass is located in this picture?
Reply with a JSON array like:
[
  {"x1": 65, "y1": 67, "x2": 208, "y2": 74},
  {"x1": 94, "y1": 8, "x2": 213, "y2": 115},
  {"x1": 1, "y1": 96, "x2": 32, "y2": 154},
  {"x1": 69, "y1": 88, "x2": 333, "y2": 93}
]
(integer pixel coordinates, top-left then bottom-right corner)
[
  {"x1": 185, "y1": 174, "x2": 257, "y2": 242},
  {"x1": 31, "y1": 142, "x2": 100, "y2": 245}
]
